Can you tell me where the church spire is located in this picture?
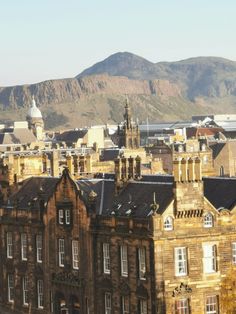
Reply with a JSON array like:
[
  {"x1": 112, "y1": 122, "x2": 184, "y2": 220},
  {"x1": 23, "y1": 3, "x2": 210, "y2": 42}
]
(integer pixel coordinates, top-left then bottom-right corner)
[{"x1": 124, "y1": 97, "x2": 131, "y2": 129}]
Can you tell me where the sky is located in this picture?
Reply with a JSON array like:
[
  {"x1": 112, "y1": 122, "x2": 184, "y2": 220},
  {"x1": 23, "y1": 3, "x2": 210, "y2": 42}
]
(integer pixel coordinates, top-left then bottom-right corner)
[{"x1": 1, "y1": 0, "x2": 236, "y2": 86}]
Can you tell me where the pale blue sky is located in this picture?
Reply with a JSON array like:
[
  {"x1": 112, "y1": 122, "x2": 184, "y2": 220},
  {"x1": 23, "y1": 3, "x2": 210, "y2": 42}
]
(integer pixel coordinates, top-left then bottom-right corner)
[{"x1": 1, "y1": 0, "x2": 235, "y2": 86}]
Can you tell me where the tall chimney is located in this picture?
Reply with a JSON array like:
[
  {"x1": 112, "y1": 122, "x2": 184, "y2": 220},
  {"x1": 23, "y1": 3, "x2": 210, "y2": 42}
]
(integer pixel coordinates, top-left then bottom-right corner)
[
  {"x1": 121, "y1": 157, "x2": 127, "y2": 181},
  {"x1": 135, "y1": 155, "x2": 141, "y2": 179},
  {"x1": 180, "y1": 158, "x2": 187, "y2": 181},
  {"x1": 194, "y1": 157, "x2": 202, "y2": 181},
  {"x1": 188, "y1": 157, "x2": 195, "y2": 181},
  {"x1": 173, "y1": 159, "x2": 181, "y2": 182},
  {"x1": 128, "y1": 156, "x2": 134, "y2": 179}
]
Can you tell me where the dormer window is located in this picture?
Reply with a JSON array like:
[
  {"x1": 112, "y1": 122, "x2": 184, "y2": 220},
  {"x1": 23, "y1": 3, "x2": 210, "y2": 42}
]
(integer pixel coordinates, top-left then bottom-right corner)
[
  {"x1": 58, "y1": 209, "x2": 71, "y2": 226},
  {"x1": 204, "y1": 213, "x2": 213, "y2": 228},
  {"x1": 58, "y1": 210, "x2": 64, "y2": 225},
  {"x1": 164, "y1": 216, "x2": 173, "y2": 231},
  {"x1": 65, "y1": 210, "x2": 71, "y2": 225}
]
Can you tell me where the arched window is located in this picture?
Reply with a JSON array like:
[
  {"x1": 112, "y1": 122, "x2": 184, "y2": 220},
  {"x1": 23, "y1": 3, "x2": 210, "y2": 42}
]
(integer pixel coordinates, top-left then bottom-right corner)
[
  {"x1": 164, "y1": 216, "x2": 173, "y2": 231},
  {"x1": 204, "y1": 213, "x2": 214, "y2": 228}
]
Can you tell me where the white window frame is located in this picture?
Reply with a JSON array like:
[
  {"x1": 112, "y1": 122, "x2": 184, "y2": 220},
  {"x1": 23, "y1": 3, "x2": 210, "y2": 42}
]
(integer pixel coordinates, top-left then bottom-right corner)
[
  {"x1": 164, "y1": 216, "x2": 173, "y2": 231},
  {"x1": 21, "y1": 233, "x2": 27, "y2": 261},
  {"x1": 138, "y1": 247, "x2": 146, "y2": 280},
  {"x1": 175, "y1": 299, "x2": 189, "y2": 314},
  {"x1": 120, "y1": 245, "x2": 128, "y2": 277},
  {"x1": 105, "y1": 292, "x2": 111, "y2": 314},
  {"x1": 103, "y1": 243, "x2": 110, "y2": 274},
  {"x1": 58, "y1": 209, "x2": 64, "y2": 224},
  {"x1": 175, "y1": 247, "x2": 187, "y2": 276},
  {"x1": 7, "y1": 232, "x2": 13, "y2": 259},
  {"x1": 8, "y1": 274, "x2": 14, "y2": 303},
  {"x1": 22, "y1": 276, "x2": 29, "y2": 306},
  {"x1": 203, "y1": 244, "x2": 217, "y2": 274},
  {"x1": 37, "y1": 279, "x2": 43, "y2": 309},
  {"x1": 58, "y1": 239, "x2": 65, "y2": 267},
  {"x1": 121, "y1": 295, "x2": 129, "y2": 314},
  {"x1": 140, "y1": 299, "x2": 147, "y2": 314},
  {"x1": 205, "y1": 295, "x2": 218, "y2": 314},
  {"x1": 65, "y1": 209, "x2": 71, "y2": 225},
  {"x1": 72, "y1": 240, "x2": 79, "y2": 270},
  {"x1": 232, "y1": 242, "x2": 236, "y2": 264},
  {"x1": 36, "y1": 234, "x2": 43, "y2": 263},
  {"x1": 204, "y1": 213, "x2": 213, "y2": 228}
]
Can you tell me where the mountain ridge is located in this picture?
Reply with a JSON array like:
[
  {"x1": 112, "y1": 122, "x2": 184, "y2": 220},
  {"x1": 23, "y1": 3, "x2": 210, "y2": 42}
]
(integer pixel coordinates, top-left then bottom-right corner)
[{"x1": 1, "y1": 52, "x2": 236, "y2": 129}]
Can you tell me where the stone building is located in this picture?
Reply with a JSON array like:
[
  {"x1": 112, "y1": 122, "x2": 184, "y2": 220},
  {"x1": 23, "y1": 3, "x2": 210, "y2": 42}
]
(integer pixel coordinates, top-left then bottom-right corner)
[{"x1": 0, "y1": 158, "x2": 236, "y2": 313}]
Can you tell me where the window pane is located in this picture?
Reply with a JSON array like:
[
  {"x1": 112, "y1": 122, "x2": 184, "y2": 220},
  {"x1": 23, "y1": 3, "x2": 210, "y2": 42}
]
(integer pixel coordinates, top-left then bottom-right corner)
[
  {"x1": 7, "y1": 232, "x2": 13, "y2": 258},
  {"x1": 72, "y1": 240, "x2": 79, "y2": 269},
  {"x1": 21, "y1": 233, "x2": 27, "y2": 261},
  {"x1": 175, "y1": 299, "x2": 189, "y2": 314},
  {"x1": 121, "y1": 245, "x2": 128, "y2": 277},
  {"x1": 138, "y1": 247, "x2": 146, "y2": 280},
  {"x1": 175, "y1": 248, "x2": 187, "y2": 276},
  {"x1": 103, "y1": 243, "x2": 110, "y2": 274},
  {"x1": 206, "y1": 295, "x2": 218, "y2": 314}
]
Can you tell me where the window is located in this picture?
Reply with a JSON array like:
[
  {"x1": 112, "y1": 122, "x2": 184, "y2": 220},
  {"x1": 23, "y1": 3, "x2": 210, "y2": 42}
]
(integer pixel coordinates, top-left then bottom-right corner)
[
  {"x1": 22, "y1": 276, "x2": 29, "y2": 306},
  {"x1": 72, "y1": 240, "x2": 79, "y2": 270},
  {"x1": 58, "y1": 239, "x2": 65, "y2": 267},
  {"x1": 232, "y1": 243, "x2": 236, "y2": 264},
  {"x1": 138, "y1": 247, "x2": 146, "y2": 280},
  {"x1": 175, "y1": 299, "x2": 189, "y2": 314},
  {"x1": 175, "y1": 247, "x2": 187, "y2": 276},
  {"x1": 21, "y1": 233, "x2": 27, "y2": 261},
  {"x1": 203, "y1": 244, "x2": 217, "y2": 273},
  {"x1": 36, "y1": 234, "x2": 42, "y2": 263},
  {"x1": 164, "y1": 216, "x2": 173, "y2": 231},
  {"x1": 37, "y1": 280, "x2": 43, "y2": 309},
  {"x1": 65, "y1": 210, "x2": 71, "y2": 225},
  {"x1": 139, "y1": 299, "x2": 147, "y2": 314},
  {"x1": 121, "y1": 296, "x2": 129, "y2": 314},
  {"x1": 6, "y1": 232, "x2": 13, "y2": 258},
  {"x1": 105, "y1": 292, "x2": 111, "y2": 314},
  {"x1": 58, "y1": 209, "x2": 64, "y2": 224},
  {"x1": 204, "y1": 213, "x2": 213, "y2": 228},
  {"x1": 8, "y1": 274, "x2": 14, "y2": 303},
  {"x1": 120, "y1": 245, "x2": 128, "y2": 277},
  {"x1": 103, "y1": 243, "x2": 110, "y2": 274},
  {"x1": 205, "y1": 295, "x2": 218, "y2": 314}
]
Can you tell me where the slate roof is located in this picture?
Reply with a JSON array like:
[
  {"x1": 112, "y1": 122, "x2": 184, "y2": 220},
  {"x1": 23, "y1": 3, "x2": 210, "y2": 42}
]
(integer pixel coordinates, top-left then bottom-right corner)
[
  {"x1": 8, "y1": 173, "x2": 236, "y2": 216},
  {"x1": 203, "y1": 177, "x2": 236, "y2": 210},
  {"x1": 77, "y1": 178, "x2": 173, "y2": 217},
  {"x1": 55, "y1": 130, "x2": 88, "y2": 142},
  {"x1": 210, "y1": 142, "x2": 226, "y2": 159},
  {"x1": 9, "y1": 176, "x2": 59, "y2": 210}
]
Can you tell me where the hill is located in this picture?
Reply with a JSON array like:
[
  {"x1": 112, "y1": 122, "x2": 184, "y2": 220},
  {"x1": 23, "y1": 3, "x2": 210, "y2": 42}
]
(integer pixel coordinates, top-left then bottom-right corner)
[{"x1": 1, "y1": 52, "x2": 236, "y2": 129}]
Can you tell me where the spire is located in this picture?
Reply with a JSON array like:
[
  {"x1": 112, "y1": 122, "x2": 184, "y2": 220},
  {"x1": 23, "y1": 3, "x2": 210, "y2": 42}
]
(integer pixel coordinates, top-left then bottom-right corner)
[
  {"x1": 124, "y1": 97, "x2": 131, "y2": 129},
  {"x1": 32, "y1": 95, "x2": 36, "y2": 108}
]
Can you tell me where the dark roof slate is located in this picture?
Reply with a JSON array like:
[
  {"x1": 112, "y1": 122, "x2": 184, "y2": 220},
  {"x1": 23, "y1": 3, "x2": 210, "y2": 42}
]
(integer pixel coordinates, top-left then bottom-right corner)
[{"x1": 210, "y1": 142, "x2": 226, "y2": 159}]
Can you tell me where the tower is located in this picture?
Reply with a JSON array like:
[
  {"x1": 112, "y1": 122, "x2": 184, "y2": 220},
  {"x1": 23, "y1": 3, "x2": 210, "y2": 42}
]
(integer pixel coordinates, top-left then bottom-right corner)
[
  {"x1": 117, "y1": 98, "x2": 140, "y2": 149},
  {"x1": 26, "y1": 96, "x2": 44, "y2": 141}
]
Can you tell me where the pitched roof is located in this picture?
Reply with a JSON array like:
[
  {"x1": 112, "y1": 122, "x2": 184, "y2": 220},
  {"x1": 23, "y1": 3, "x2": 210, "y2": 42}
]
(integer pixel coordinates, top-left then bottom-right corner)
[
  {"x1": 55, "y1": 130, "x2": 88, "y2": 142},
  {"x1": 210, "y1": 142, "x2": 226, "y2": 159},
  {"x1": 203, "y1": 177, "x2": 236, "y2": 210},
  {"x1": 0, "y1": 128, "x2": 37, "y2": 145},
  {"x1": 9, "y1": 176, "x2": 59, "y2": 210},
  {"x1": 77, "y1": 178, "x2": 173, "y2": 217}
]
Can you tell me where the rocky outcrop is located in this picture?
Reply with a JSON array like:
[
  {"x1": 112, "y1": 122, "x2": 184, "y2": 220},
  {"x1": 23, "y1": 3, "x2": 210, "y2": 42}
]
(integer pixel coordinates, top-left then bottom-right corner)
[{"x1": 0, "y1": 74, "x2": 181, "y2": 109}]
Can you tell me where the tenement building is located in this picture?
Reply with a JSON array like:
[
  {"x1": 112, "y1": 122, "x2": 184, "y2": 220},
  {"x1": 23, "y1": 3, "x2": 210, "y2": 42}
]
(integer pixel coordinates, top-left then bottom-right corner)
[{"x1": 0, "y1": 157, "x2": 236, "y2": 313}]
